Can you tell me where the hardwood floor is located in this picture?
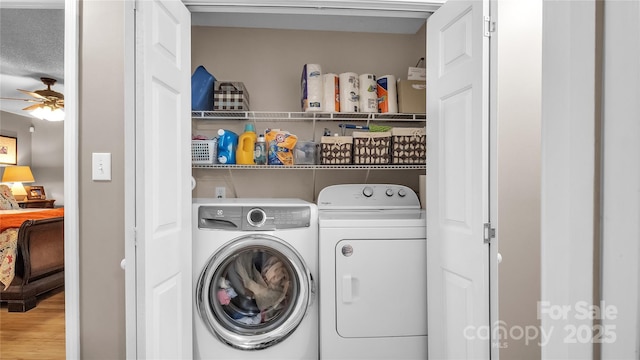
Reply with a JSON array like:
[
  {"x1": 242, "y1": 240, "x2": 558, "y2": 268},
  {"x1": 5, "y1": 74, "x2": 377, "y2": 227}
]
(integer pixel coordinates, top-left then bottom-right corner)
[{"x1": 0, "y1": 289, "x2": 65, "y2": 359}]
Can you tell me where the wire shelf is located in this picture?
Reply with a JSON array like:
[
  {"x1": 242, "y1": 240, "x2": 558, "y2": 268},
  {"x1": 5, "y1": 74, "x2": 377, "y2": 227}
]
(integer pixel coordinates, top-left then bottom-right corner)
[
  {"x1": 191, "y1": 111, "x2": 426, "y2": 122},
  {"x1": 192, "y1": 164, "x2": 426, "y2": 170}
]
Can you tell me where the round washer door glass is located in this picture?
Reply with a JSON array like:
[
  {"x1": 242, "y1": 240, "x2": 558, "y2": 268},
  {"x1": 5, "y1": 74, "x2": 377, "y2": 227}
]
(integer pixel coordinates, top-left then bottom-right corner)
[{"x1": 196, "y1": 233, "x2": 314, "y2": 350}]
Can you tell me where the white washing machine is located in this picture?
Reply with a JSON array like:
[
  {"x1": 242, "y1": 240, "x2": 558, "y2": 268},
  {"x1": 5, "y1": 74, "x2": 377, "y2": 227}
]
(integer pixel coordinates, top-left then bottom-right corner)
[
  {"x1": 193, "y1": 198, "x2": 318, "y2": 360},
  {"x1": 318, "y1": 184, "x2": 427, "y2": 360}
]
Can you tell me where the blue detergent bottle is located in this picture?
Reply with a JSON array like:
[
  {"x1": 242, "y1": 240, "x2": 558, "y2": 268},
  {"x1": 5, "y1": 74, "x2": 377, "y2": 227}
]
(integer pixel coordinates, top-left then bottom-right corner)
[{"x1": 217, "y1": 129, "x2": 238, "y2": 164}]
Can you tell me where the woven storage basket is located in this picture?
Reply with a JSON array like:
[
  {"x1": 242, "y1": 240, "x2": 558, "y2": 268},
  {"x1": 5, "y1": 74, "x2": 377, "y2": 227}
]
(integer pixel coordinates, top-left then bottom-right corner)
[
  {"x1": 391, "y1": 127, "x2": 426, "y2": 164},
  {"x1": 352, "y1": 131, "x2": 392, "y2": 164},
  {"x1": 320, "y1": 136, "x2": 353, "y2": 165},
  {"x1": 213, "y1": 82, "x2": 250, "y2": 111}
]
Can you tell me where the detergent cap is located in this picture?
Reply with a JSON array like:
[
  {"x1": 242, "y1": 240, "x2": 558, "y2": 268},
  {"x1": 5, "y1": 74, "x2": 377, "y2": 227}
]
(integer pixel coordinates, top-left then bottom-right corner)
[{"x1": 244, "y1": 123, "x2": 256, "y2": 133}]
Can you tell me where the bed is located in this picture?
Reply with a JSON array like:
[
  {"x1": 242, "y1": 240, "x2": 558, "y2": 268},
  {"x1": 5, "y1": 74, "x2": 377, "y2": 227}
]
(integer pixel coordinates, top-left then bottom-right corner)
[{"x1": 0, "y1": 184, "x2": 65, "y2": 312}]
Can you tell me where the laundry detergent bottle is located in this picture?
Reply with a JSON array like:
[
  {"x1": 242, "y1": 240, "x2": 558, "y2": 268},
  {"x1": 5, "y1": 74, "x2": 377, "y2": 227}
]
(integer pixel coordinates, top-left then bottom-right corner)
[
  {"x1": 217, "y1": 129, "x2": 238, "y2": 164},
  {"x1": 236, "y1": 123, "x2": 257, "y2": 165}
]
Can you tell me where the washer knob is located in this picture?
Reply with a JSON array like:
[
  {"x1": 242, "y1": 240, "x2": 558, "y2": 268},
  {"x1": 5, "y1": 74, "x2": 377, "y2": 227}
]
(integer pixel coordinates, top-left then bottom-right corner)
[
  {"x1": 362, "y1": 186, "x2": 374, "y2": 197},
  {"x1": 247, "y1": 208, "x2": 267, "y2": 227},
  {"x1": 398, "y1": 189, "x2": 407, "y2": 197},
  {"x1": 385, "y1": 188, "x2": 394, "y2": 196}
]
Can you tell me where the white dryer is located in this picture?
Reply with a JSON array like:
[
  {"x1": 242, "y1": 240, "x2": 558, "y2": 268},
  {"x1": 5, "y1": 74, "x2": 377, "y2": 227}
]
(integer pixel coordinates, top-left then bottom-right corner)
[
  {"x1": 318, "y1": 184, "x2": 427, "y2": 360},
  {"x1": 193, "y1": 198, "x2": 318, "y2": 360}
]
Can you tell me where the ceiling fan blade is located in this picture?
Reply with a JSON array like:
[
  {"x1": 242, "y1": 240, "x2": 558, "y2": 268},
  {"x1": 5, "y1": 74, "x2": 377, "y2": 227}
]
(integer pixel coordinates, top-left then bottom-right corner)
[
  {"x1": 22, "y1": 103, "x2": 43, "y2": 111},
  {"x1": 18, "y1": 89, "x2": 48, "y2": 100},
  {"x1": 0, "y1": 97, "x2": 41, "y2": 103}
]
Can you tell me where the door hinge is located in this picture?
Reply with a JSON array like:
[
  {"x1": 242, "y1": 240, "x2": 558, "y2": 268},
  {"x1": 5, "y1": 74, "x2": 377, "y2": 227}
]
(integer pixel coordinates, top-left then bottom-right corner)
[
  {"x1": 484, "y1": 16, "x2": 495, "y2": 37},
  {"x1": 484, "y1": 223, "x2": 495, "y2": 244}
]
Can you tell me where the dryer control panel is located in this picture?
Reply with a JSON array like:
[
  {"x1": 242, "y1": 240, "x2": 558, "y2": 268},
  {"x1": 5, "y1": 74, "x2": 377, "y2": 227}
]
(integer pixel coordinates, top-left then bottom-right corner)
[
  {"x1": 317, "y1": 184, "x2": 421, "y2": 210},
  {"x1": 198, "y1": 205, "x2": 311, "y2": 231}
]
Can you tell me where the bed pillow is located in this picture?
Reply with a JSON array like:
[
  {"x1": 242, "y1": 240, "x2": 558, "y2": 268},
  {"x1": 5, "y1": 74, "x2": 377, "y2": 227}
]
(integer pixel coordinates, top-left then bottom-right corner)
[{"x1": 0, "y1": 184, "x2": 20, "y2": 210}]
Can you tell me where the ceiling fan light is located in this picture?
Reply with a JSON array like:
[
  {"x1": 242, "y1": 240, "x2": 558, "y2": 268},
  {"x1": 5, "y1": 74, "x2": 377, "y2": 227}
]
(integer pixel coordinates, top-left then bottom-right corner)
[
  {"x1": 49, "y1": 108, "x2": 65, "y2": 121},
  {"x1": 30, "y1": 105, "x2": 65, "y2": 121},
  {"x1": 30, "y1": 106, "x2": 46, "y2": 120}
]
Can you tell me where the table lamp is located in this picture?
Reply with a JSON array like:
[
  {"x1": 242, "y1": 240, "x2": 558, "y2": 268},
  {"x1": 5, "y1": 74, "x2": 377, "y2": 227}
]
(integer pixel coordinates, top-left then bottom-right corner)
[{"x1": 2, "y1": 166, "x2": 35, "y2": 201}]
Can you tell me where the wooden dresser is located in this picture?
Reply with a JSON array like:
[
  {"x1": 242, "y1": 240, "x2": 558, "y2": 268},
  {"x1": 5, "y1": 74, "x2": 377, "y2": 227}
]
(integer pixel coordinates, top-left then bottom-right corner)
[{"x1": 17, "y1": 199, "x2": 56, "y2": 209}]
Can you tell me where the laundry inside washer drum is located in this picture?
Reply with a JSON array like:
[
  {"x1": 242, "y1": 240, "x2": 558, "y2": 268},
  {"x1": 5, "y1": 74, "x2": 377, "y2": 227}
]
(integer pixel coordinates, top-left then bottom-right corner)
[{"x1": 209, "y1": 248, "x2": 297, "y2": 330}]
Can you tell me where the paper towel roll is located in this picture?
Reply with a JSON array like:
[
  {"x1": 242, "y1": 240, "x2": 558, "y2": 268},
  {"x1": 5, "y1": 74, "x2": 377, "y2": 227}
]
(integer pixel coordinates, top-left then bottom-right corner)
[
  {"x1": 359, "y1": 73, "x2": 378, "y2": 113},
  {"x1": 339, "y1": 72, "x2": 359, "y2": 113},
  {"x1": 323, "y1": 73, "x2": 340, "y2": 113},
  {"x1": 301, "y1": 64, "x2": 323, "y2": 112},
  {"x1": 377, "y1": 75, "x2": 398, "y2": 114}
]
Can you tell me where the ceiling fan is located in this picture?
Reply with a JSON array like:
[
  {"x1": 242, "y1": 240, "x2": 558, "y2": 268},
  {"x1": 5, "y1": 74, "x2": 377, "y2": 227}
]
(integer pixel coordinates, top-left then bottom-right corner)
[{"x1": 0, "y1": 77, "x2": 65, "y2": 121}]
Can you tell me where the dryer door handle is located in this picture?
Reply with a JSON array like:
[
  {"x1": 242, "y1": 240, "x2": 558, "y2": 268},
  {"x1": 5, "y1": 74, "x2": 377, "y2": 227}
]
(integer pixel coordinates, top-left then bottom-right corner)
[{"x1": 342, "y1": 274, "x2": 353, "y2": 303}]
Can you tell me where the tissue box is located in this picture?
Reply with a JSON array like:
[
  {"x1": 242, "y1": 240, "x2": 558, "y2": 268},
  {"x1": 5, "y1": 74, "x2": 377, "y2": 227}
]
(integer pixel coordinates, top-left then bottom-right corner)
[
  {"x1": 214, "y1": 82, "x2": 250, "y2": 111},
  {"x1": 191, "y1": 66, "x2": 216, "y2": 111},
  {"x1": 391, "y1": 127, "x2": 426, "y2": 164},
  {"x1": 320, "y1": 136, "x2": 353, "y2": 165},
  {"x1": 352, "y1": 131, "x2": 392, "y2": 165},
  {"x1": 397, "y1": 80, "x2": 426, "y2": 114}
]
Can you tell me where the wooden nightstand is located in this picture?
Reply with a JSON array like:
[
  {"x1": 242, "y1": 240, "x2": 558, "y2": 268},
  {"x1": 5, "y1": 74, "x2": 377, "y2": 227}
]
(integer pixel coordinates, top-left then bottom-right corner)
[{"x1": 17, "y1": 199, "x2": 56, "y2": 209}]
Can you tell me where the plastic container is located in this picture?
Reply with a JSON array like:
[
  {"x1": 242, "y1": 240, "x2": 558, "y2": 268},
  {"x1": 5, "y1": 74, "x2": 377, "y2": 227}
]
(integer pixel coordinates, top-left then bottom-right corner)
[
  {"x1": 191, "y1": 65, "x2": 216, "y2": 111},
  {"x1": 217, "y1": 129, "x2": 238, "y2": 164},
  {"x1": 294, "y1": 140, "x2": 317, "y2": 165},
  {"x1": 236, "y1": 124, "x2": 257, "y2": 165},
  {"x1": 254, "y1": 134, "x2": 267, "y2": 165}
]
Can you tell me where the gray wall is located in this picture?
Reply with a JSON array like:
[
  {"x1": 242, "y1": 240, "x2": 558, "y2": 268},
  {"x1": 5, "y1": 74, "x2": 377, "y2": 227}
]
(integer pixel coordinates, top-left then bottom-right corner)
[
  {"x1": 0, "y1": 110, "x2": 64, "y2": 204},
  {"x1": 191, "y1": 25, "x2": 426, "y2": 201},
  {"x1": 0, "y1": 111, "x2": 32, "y2": 166},
  {"x1": 79, "y1": 1, "x2": 126, "y2": 358}
]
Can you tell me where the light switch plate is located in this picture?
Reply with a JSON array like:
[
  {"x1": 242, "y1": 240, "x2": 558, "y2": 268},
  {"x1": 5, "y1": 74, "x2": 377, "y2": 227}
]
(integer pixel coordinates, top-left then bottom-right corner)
[{"x1": 92, "y1": 152, "x2": 112, "y2": 181}]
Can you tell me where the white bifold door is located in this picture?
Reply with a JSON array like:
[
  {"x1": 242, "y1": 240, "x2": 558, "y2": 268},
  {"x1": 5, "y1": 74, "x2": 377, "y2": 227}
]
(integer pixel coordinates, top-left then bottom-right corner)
[
  {"x1": 131, "y1": 0, "x2": 193, "y2": 358},
  {"x1": 426, "y1": 0, "x2": 493, "y2": 359}
]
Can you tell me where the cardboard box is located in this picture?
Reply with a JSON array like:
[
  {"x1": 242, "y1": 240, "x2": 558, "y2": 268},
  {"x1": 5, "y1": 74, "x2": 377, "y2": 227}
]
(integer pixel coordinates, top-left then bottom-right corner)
[
  {"x1": 397, "y1": 80, "x2": 426, "y2": 114},
  {"x1": 213, "y1": 82, "x2": 250, "y2": 111}
]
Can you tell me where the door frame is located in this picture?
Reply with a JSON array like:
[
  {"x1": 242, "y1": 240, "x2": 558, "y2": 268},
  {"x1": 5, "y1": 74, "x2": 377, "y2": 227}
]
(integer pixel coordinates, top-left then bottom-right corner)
[
  {"x1": 124, "y1": 0, "x2": 136, "y2": 357},
  {"x1": 64, "y1": 0, "x2": 80, "y2": 358}
]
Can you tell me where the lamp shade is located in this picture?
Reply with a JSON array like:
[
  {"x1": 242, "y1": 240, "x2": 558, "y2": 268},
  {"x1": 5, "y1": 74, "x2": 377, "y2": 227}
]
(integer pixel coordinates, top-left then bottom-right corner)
[{"x1": 2, "y1": 166, "x2": 35, "y2": 183}]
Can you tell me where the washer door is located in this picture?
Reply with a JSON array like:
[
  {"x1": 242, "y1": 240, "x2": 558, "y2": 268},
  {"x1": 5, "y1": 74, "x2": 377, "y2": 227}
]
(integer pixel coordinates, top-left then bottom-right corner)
[{"x1": 196, "y1": 233, "x2": 314, "y2": 350}]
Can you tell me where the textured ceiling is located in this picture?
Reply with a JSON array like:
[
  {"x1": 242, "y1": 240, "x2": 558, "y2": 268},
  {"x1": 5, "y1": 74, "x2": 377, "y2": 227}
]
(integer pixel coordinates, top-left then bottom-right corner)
[{"x1": 0, "y1": 8, "x2": 64, "y2": 118}]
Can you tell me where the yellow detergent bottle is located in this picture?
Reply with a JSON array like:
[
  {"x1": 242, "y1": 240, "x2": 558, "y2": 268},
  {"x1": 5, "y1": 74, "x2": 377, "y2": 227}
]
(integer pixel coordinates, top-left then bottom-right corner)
[{"x1": 236, "y1": 123, "x2": 257, "y2": 165}]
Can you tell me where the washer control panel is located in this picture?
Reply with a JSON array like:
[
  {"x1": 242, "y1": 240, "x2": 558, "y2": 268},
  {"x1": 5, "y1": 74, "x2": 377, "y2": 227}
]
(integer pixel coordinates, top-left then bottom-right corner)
[
  {"x1": 199, "y1": 205, "x2": 311, "y2": 230},
  {"x1": 318, "y1": 184, "x2": 420, "y2": 210}
]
